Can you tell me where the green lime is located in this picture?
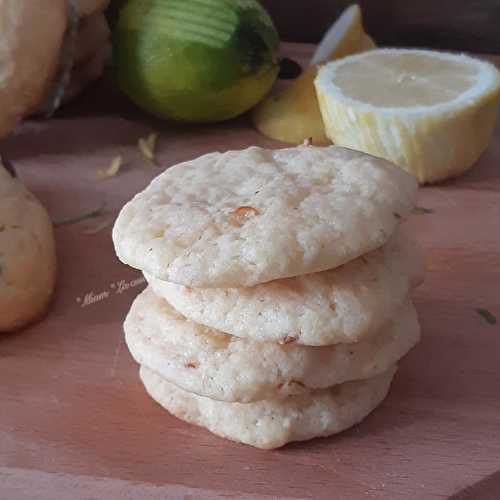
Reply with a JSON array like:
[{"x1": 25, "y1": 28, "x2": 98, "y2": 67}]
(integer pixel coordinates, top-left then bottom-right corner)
[{"x1": 113, "y1": 0, "x2": 280, "y2": 123}]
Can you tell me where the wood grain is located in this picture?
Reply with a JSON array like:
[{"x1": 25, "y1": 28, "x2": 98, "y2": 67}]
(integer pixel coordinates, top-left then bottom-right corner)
[{"x1": 1, "y1": 45, "x2": 499, "y2": 500}]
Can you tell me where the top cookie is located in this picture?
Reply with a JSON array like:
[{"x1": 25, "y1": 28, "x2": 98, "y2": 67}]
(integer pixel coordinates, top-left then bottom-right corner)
[{"x1": 113, "y1": 145, "x2": 417, "y2": 288}]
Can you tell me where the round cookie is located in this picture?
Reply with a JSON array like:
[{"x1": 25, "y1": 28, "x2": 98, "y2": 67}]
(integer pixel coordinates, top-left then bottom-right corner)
[
  {"x1": 113, "y1": 145, "x2": 418, "y2": 288},
  {"x1": 0, "y1": 166, "x2": 57, "y2": 332},
  {"x1": 125, "y1": 287, "x2": 418, "y2": 402},
  {"x1": 0, "y1": 0, "x2": 67, "y2": 139},
  {"x1": 140, "y1": 365, "x2": 397, "y2": 449},
  {"x1": 147, "y1": 230, "x2": 424, "y2": 345}
]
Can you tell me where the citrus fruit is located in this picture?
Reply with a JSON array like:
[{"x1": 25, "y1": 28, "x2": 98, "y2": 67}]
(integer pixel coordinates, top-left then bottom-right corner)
[
  {"x1": 315, "y1": 48, "x2": 500, "y2": 183},
  {"x1": 310, "y1": 4, "x2": 375, "y2": 64},
  {"x1": 113, "y1": 0, "x2": 279, "y2": 123},
  {"x1": 252, "y1": 4, "x2": 375, "y2": 145}
]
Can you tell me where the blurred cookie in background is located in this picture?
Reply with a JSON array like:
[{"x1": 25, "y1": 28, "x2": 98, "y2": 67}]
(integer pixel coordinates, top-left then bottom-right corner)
[
  {"x1": 0, "y1": 163, "x2": 57, "y2": 332},
  {"x1": 0, "y1": 0, "x2": 112, "y2": 140}
]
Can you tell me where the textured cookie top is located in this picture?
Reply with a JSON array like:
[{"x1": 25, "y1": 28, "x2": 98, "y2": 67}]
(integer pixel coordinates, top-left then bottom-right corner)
[{"x1": 113, "y1": 145, "x2": 418, "y2": 288}]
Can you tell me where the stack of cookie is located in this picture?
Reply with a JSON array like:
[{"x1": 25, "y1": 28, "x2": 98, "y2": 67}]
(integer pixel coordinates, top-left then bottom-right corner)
[{"x1": 113, "y1": 145, "x2": 422, "y2": 449}]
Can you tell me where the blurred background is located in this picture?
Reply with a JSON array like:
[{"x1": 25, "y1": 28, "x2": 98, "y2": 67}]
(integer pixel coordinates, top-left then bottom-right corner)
[
  {"x1": 108, "y1": 0, "x2": 500, "y2": 53},
  {"x1": 261, "y1": 0, "x2": 500, "y2": 53}
]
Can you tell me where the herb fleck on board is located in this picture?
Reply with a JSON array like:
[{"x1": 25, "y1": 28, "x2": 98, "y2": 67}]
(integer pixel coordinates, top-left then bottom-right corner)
[
  {"x1": 54, "y1": 203, "x2": 106, "y2": 227},
  {"x1": 476, "y1": 308, "x2": 497, "y2": 325},
  {"x1": 413, "y1": 206, "x2": 434, "y2": 215}
]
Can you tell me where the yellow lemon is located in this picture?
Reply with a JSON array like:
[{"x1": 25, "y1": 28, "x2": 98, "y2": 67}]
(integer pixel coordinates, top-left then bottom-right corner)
[
  {"x1": 252, "y1": 4, "x2": 374, "y2": 145},
  {"x1": 315, "y1": 48, "x2": 500, "y2": 183}
]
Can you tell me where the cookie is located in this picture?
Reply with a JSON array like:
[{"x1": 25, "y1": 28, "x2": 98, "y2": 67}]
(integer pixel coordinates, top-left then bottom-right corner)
[
  {"x1": 125, "y1": 287, "x2": 418, "y2": 402},
  {"x1": 113, "y1": 146, "x2": 417, "y2": 288},
  {"x1": 0, "y1": 166, "x2": 57, "y2": 331},
  {"x1": 140, "y1": 365, "x2": 396, "y2": 449},
  {"x1": 147, "y1": 230, "x2": 423, "y2": 345}
]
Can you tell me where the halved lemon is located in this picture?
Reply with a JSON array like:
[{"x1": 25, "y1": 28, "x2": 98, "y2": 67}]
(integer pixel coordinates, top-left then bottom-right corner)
[
  {"x1": 252, "y1": 4, "x2": 374, "y2": 145},
  {"x1": 315, "y1": 49, "x2": 500, "y2": 183}
]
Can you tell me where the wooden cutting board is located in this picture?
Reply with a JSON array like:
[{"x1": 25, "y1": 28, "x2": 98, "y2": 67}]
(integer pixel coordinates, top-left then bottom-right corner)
[{"x1": 1, "y1": 44, "x2": 499, "y2": 500}]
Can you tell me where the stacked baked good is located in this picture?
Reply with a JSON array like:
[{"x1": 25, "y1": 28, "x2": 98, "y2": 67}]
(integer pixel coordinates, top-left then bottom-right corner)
[{"x1": 113, "y1": 145, "x2": 423, "y2": 449}]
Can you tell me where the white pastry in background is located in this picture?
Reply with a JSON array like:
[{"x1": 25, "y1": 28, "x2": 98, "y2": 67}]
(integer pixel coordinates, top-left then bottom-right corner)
[{"x1": 0, "y1": 165, "x2": 57, "y2": 332}]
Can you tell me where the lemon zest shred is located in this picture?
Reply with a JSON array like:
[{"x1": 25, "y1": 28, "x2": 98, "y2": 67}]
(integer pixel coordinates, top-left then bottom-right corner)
[
  {"x1": 138, "y1": 133, "x2": 158, "y2": 165},
  {"x1": 97, "y1": 156, "x2": 123, "y2": 178}
]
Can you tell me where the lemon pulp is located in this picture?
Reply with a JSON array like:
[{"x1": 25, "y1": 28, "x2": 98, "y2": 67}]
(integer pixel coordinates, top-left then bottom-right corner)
[{"x1": 315, "y1": 48, "x2": 500, "y2": 183}]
